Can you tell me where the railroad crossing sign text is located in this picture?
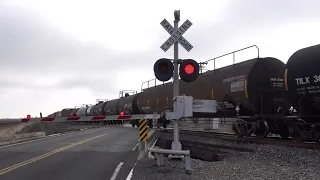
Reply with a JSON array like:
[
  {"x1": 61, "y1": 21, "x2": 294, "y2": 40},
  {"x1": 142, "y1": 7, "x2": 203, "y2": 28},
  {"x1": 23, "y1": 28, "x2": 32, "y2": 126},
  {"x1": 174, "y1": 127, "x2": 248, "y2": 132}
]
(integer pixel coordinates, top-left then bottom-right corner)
[{"x1": 160, "y1": 19, "x2": 193, "y2": 52}]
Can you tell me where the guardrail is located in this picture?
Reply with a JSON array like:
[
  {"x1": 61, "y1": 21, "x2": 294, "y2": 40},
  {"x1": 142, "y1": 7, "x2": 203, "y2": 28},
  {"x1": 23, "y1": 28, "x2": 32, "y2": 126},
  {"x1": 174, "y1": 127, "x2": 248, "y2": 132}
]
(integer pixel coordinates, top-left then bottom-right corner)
[{"x1": 148, "y1": 147, "x2": 192, "y2": 174}]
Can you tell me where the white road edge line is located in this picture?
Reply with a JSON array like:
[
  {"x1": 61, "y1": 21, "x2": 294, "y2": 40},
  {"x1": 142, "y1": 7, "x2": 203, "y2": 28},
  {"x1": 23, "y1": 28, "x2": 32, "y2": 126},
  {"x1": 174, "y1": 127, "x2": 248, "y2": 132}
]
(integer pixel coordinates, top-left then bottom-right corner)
[
  {"x1": 110, "y1": 162, "x2": 124, "y2": 180},
  {"x1": 126, "y1": 162, "x2": 136, "y2": 180},
  {"x1": 132, "y1": 142, "x2": 139, "y2": 151},
  {"x1": 0, "y1": 127, "x2": 107, "y2": 149}
]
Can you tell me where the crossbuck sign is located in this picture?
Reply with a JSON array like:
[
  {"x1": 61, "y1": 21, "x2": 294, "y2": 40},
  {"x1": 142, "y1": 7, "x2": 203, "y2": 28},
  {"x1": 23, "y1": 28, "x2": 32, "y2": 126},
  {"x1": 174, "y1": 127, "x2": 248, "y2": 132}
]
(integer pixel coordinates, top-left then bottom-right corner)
[{"x1": 160, "y1": 19, "x2": 193, "y2": 52}]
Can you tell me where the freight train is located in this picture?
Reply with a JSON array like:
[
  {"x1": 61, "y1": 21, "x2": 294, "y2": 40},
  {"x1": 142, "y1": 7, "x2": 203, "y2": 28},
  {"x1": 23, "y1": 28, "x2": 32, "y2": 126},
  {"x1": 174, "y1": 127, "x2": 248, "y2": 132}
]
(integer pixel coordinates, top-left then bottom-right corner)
[
  {"x1": 47, "y1": 92, "x2": 170, "y2": 128},
  {"x1": 48, "y1": 44, "x2": 320, "y2": 142}
]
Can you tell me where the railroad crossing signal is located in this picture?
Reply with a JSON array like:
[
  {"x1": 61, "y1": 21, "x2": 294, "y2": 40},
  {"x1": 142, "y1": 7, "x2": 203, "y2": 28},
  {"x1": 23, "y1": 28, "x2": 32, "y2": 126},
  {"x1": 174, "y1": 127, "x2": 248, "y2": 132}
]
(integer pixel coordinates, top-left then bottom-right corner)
[
  {"x1": 157, "y1": 10, "x2": 194, "y2": 154},
  {"x1": 139, "y1": 119, "x2": 148, "y2": 141},
  {"x1": 179, "y1": 59, "x2": 199, "y2": 83},
  {"x1": 154, "y1": 58, "x2": 174, "y2": 82},
  {"x1": 154, "y1": 58, "x2": 199, "y2": 83},
  {"x1": 160, "y1": 18, "x2": 193, "y2": 52}
]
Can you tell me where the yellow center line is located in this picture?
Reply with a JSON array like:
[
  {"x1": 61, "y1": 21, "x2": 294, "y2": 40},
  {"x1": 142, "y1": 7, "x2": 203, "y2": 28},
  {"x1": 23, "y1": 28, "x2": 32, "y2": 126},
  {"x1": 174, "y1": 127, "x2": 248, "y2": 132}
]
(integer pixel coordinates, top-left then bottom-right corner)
[{"x1": 0, "y1": 133, "x2": 108, "y2": 175}]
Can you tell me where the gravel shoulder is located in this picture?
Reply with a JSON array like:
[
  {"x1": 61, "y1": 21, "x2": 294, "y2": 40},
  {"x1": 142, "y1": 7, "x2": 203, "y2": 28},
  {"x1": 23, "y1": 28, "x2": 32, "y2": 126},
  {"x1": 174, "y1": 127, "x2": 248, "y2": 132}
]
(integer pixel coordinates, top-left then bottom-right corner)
[{"x1": 130, "y1": 132, "x2": 320, "y2": 180}]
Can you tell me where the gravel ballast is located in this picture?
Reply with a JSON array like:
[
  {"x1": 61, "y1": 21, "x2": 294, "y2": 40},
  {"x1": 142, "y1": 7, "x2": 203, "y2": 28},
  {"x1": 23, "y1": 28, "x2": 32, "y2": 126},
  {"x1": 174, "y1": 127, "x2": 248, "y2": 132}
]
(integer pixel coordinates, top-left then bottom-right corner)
[{"x1": 130, "y1": 131, "x2": 320, "y2": 180}]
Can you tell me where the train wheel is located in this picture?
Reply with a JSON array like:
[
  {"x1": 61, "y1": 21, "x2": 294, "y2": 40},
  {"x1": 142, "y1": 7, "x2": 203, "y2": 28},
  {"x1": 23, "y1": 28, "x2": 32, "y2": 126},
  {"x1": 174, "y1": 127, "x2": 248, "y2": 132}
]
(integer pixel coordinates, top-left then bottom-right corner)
[
  {"x1": 255, "y1": 120, "x2": 269, "y2": 138},
  {"x1": 246, "y1": 124, "x2": 254, "y2": 137},
  {"x1": 279, "y1": 126, "x2": 290, "y2": 139},
  {"x1": 131, "y1": 123, "x2": 135, "y2": 127},
  {"x1": 163, "y1": 123, "x2": 167, "y2": 129},
  {"x1": 292, "y1": 131, "x2": 303, "y2": 142},
  {"x1": 236, "y1": 124, "x2": 247, "y2": 137},
  {"x1": 233, "y1": 119, "x2": 247, "y2": 137}
]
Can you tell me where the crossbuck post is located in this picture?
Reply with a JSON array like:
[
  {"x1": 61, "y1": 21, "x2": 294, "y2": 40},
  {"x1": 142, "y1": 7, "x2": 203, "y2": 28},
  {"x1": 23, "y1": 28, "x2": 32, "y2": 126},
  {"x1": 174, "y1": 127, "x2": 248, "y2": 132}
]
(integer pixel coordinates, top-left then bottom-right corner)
[
  {"x1": 160, "y1": 10, "x2": 194, "y2": 154},
  {"x1": 171, "y1": 10, "x2": 182, "y2": 153}
]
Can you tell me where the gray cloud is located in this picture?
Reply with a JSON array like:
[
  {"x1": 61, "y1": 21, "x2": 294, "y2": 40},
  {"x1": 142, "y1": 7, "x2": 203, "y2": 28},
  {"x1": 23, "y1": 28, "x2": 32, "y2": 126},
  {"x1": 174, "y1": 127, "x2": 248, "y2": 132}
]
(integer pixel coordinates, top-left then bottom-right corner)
[
  {"x1": 3, "y1": 1, "x2": 319, "y2": 77},
  {"x1": 215, "y1": 0, "x2": 320, "y2": 32},
  {"x1": 0, "y1": 6, "x2": 152, "y2": 73},
  {"x1": 0, "y1": 5, "x2": 154, "y2": 96},
  {"x1": 181, "y1": 0, "x2": 320, "y2": 59},
  {"x1": 55, "y1": 75, "x2": 120, "y2": 94},
  {"x1": 0, "y1": 74, "x2": 120, "y2": 97}
]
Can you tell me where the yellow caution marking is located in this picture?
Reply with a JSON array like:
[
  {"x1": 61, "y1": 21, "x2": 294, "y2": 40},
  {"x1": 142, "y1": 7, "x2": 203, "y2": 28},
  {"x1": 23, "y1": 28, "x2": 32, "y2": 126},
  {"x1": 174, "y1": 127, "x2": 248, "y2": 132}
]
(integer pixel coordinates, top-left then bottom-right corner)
[{"x1": 139, "y1": 119, "x2": 148, "y2": 141}]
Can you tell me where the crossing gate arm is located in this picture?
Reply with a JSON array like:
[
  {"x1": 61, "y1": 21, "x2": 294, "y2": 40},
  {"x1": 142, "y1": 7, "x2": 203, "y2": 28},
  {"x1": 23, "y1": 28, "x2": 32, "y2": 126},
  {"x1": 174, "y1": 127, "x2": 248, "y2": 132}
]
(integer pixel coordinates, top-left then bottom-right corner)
[{"x1": 0, "y1": 114, "x2": 161, "y2": 123}]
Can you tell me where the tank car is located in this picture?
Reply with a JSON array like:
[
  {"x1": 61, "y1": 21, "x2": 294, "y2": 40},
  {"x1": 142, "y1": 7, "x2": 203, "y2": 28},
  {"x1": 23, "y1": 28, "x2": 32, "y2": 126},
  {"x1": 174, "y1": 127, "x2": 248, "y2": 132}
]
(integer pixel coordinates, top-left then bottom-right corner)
[
  {"x1": 90, "y1": 101, "x2": 106, "y2": 116},
  {"x1": 138, "y1": 82, "x2": 173, "y2": 114},
  {"x1": 181, "y1": 57, "x2": 288, "y2": 117},
  {"x1": 76, "y1": 106, "x2": 88, "y2": 116},
  {"x1": 285, "y1": 44, "x2": 320, "y2": 117},
  {"x1": 116, "y1": 92, "x2": 139, "y2": 126},
  {"x1": 138, "y1": 57, "x2": 289, "y2": 137},
  {"x1": 138, "y1": 82, "x2": 173, "y2": 128},
  {"x1": 108, "y1": 91, "x2": 168, "y2": 128},
  {"x1": 103, "y1": 98, "x2": 123, "y2": 125},
  {"x1": 284, "y1": 44, "x2": 320, "y2": 141},
  {"x1": 70, "y1": 108, "x2": 78, "y2": 116}
]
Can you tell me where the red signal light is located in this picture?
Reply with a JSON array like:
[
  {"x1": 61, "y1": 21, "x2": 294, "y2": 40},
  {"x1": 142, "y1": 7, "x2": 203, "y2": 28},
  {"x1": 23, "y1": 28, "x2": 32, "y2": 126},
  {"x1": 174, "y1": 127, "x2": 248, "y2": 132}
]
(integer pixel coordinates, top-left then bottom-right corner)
[
  {"x1": 179, "y1": 59, "x2": 199, "y2": 83},
  {"x1": 27, "y1": 114, "x2": 31, "y2": 119},
  {"x1": 184, "y1": 64, "x2": 195, "y2": 74},
  {"x1": 120, "y1": 111, "x2": 124, "y2": 116}
]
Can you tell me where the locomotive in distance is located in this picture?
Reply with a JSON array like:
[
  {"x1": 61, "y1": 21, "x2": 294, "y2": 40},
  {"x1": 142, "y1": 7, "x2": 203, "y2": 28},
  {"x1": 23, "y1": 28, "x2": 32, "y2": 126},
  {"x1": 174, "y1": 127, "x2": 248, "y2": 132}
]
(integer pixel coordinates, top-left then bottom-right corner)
[{"x1": 48, "y1": 44, "x2": 320, "y2": 142}]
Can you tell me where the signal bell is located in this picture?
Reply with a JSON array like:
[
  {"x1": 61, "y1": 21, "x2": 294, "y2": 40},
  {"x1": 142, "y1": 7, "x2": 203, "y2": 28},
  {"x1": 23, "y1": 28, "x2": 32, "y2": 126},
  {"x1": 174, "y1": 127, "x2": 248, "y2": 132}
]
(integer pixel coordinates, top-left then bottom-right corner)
[
  {"x1": 179, "y1": 59, "x2": 199, "y2": 83},
  {"x1": 154, "y1": 58, "x2": 174, "y2": 82}
]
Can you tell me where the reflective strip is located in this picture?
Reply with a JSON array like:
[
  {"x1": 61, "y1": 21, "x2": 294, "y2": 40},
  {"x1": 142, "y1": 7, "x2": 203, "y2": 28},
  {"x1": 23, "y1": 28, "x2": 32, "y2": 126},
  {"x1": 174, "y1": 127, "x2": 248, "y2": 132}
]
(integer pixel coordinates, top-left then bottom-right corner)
[
  {"x1": 0, "y1": 114, "x2": 161, "y2": 123},
  {"x1": 244, "y1": 78, "x2": 248, "y2": 98},
  {"x1": 284, "y1": 69, "x2": 288, "y2": 91}
]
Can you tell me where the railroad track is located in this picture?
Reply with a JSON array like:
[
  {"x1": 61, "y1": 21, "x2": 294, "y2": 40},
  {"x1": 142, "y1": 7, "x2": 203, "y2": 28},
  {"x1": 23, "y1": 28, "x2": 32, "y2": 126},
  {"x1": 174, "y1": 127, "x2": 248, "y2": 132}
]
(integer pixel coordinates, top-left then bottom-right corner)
[{"x1": 156, "y1": 128, "x2": 320, "y2": 150}]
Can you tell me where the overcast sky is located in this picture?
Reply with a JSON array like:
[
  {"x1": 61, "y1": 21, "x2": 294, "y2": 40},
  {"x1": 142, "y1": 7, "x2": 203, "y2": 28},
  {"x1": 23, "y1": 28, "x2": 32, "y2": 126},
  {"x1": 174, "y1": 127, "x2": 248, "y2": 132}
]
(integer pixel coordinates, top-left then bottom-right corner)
[{"x1": 0, "y1": 0, "x2": 320, "y2": 118}]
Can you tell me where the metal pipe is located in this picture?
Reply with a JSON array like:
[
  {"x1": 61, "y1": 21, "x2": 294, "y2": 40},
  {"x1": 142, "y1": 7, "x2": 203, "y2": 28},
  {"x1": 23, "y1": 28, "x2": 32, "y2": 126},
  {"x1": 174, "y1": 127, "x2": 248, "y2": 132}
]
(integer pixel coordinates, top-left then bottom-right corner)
[
  {"x1": 203, "y1": 45, "x2": 260, "y2": 63},
  {"x1": 141, "y1": 78, "x2": 156, "y2": 91}
]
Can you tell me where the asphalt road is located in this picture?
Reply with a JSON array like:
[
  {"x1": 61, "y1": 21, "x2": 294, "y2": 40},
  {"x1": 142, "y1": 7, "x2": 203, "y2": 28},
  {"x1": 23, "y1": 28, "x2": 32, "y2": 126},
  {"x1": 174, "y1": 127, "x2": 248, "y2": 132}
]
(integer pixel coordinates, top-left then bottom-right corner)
[{"x1": 0, "y1": 126, "x2": 141, "y2": 180}]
